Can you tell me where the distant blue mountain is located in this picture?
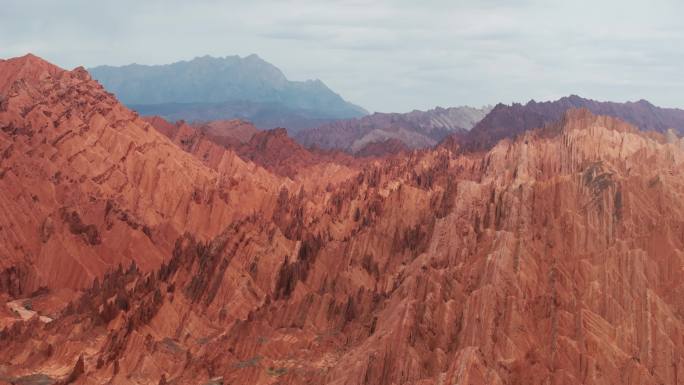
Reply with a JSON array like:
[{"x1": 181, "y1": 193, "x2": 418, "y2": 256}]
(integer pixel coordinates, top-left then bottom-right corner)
[{"x1": 89, "y1": 54, "x2": 367, "y2": 131}]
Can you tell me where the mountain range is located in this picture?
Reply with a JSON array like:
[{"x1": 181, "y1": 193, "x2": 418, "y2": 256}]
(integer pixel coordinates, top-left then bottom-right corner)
[
  {"x1": 458, "y1": 95, "x2": 684, "y2": 151},
  {"x1": 294, "y1": 95, "x2": 684, "y2": 156},
  {"x1": 1, "y1": 54, "x2": 684, "y2": 385},
  {"x1": 89, "y1": 55, "x2": 367, "y2": 131},
  {"x1": 296, "y1": 105, "x2": 492, "y2": 153}
]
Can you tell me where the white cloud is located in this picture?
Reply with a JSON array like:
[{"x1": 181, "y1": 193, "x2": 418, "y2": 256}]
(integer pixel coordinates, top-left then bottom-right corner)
[{"x1": 1, "y1": 0, "x2": 682, "y2": 112}]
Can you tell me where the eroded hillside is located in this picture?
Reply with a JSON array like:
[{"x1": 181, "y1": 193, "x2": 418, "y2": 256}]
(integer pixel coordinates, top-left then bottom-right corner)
[{"x1": 1, "y1": 55, "x2": 684, "y2": 385}]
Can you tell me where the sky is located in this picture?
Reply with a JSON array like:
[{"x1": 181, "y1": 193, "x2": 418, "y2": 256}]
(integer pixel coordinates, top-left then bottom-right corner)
[{"x1": 2, "y1": 0, "x2": 683, "y2": 113}]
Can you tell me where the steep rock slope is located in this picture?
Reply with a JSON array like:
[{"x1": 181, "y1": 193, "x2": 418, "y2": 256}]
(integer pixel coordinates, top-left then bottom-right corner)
[
  {"x1": 89, "y1": 55, "x2": 367, "y2": 131},
  {"x1": 234, "y1": 128, "x2": 355, "y2": 179},
  {"x1": 297, "y1": 105, "x2": 491, "y2": 152},
  {"x1": 0, "y1": 54, "x2": 63, "y2": 95},
  {"x1": 355, "y1": 138, "x2": 410, "y2": 158},
  {"x1": 3, "y1": 107, "x2": 684, "y2": 385},
  {"x1": 145, "y1": 116, "x2": 360, "y2": 179},
  {"x1": 0, "y1": 54, "x2": 283, "y2": 295},
  {"x1": 142, "y1": 117, "x2": 259, "y2": 148}
]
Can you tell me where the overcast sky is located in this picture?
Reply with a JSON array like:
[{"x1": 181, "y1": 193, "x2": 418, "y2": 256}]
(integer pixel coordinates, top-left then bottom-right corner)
[{"x1": 2, "y1": 0, "x2": 683, "y2": 112}]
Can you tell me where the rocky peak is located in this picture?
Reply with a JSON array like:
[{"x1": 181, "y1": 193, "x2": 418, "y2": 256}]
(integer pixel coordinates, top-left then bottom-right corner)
[{"x1": 0, "y1": 53, "x2": 64, "y2": 95}]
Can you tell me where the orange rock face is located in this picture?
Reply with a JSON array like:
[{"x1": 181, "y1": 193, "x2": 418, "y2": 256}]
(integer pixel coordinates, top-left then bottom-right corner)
[
  {"x1": 355, "y1": 138, "x2": 410, "y2": 158},
  {"x1": 0, "y1": 55, "x2": 281, "y2": 294},
  {"x1": 2, "y1": 55, "x2": 684, "y2": 385},
  {"x1": 142, "y1": 117, "x2": 259, "y2": 148},
  {"x1": 145, "y1": 116, "x2": 360, "y2": 179}
]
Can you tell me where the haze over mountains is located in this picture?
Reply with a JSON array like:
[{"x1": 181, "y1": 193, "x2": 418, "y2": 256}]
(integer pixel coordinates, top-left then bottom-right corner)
[
  {"x1": 2, "y1": 53, "x2": 684, "y2": 385},
  {"x1": 296, "y1": 105, "x2": 492, "y2": 153},
  {"x1": 88, "y1": 54, "x2": 684, "y2": 157},
  {"x1": 89, "y1": 55, "x2": 367, "y2": 131}
]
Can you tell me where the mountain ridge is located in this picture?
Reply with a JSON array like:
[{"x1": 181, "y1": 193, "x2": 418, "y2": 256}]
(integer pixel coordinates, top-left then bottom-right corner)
[
  {"x1": 0, "y1": 53, "x2": 285, "y2": 294},
  {"x1": 89, "y1": 54, "x2": 367, "y2": 131},
  {"x1": 455, "y1": 94, "x2": 684, "y2": 151},
  {"x1": 2, "y1": 54, "x2": 684, "y2": 385},
  {"x1": 296, "y1": 105, "x2": 492, "y2": 152}
]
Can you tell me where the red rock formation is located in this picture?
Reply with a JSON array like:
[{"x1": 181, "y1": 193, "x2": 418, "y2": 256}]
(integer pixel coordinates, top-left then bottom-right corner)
[
  {"x1": 0, "y1": 54, "x2": 63, "y2": 95},
  {"x1": 0, "y1": 54, "x2": 282, "y2": 294},
  {"x1": 2, "y1": 55, "x2": 684, "y2": 385},
  {"x1": 142, "y1": 117, "x2": 259, "y2": 148},
  {"x1": 355, "y1": 138, "x2": 410, "y2": 158},
  {"x1": 59, "y1": 354, "x2": 84, "y2": 384},
  {"x1": 145, "y1": 116, "x2": 360, "y2": 179},
  {"x1": 199, "y1": 120, "x2": 259, "y2": 145},
  {"x1": 141, "y1": 115, "x2": 178, "y2": 138},
  {"x1": 235, "y1": 128, "x2": 362, "y2": 178}
]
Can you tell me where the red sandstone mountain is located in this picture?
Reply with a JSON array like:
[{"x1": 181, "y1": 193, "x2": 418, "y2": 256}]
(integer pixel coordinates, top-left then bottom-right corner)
[
  {"x1": 144, "y1": 116, "x2": 360, "y2": 178},
  {"x1": 233, "y1": 127, "x2": 351, "y2": 178},
  {"x1": 2, "y1": 55, "x2": 684, "y2": 385},
  {"x1": 355, "y1": 138, "x2": 410, "y2": 158},
  {"x1": 142, "y1": 117, "x2": 259, "y2": 148},
  {"x1": 0, "y1": 54, "x2": 283, "y2": 296},
  {"x1": 0, "y1": 54, "x2": 62, "y2": 94}
]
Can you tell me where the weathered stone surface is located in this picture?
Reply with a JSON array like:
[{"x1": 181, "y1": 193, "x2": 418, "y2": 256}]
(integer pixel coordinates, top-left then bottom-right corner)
[
  {"x1": 0, "y1": 54, "x2": 281, "y2": 293},
  {"x1": 1, "y1": 55, "x2": 684, "y2": 385}
]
